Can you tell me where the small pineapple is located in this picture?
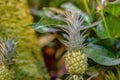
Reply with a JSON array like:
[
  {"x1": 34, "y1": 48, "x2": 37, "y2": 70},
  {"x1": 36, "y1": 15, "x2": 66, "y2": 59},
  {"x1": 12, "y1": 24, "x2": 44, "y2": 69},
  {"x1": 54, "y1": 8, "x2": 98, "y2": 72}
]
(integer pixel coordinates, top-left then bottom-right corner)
[
  {"x1": 47, "y1": 10, "x2": 101, "y2": 76},
  {"x1": 0, "y1": 38, "x2": 15, "y2": 80},
  {"x1": 0, "y1": 64, "x2": 12, "y2": 80},
  {"x1": 64, "y1": 50, "x2": 87, "y2": 75}
]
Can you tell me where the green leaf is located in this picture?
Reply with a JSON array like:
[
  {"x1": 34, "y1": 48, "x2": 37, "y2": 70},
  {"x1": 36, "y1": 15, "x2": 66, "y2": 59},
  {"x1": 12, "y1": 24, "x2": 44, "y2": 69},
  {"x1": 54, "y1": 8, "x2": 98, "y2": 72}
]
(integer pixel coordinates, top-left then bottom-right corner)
[
  {"x1": 32, "y1": 17, "x2": 61, "y2": 33},
  {"x1": 104, "y1": 3, "x2": 120, "y2": 17},
  {"x1": 93, "y1": 38, "x2": 118, "y2": 52},
  {"x1": 84, "y1": 44, "x2": 120, "y2": 66},
  {"x1": 95, "y1": 23, "x2": 108, "y2": 39},
  {"x1": 100, "y1": 3, "x2": 120, "y2": 38},
  {"x1": 105, "y1": 14, "x2": 120, "y2": 38}
]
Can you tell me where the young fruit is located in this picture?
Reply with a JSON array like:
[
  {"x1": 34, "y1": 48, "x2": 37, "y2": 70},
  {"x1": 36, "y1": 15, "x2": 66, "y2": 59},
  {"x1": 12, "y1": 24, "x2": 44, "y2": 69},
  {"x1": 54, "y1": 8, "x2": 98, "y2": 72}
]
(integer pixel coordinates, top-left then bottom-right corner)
[
  {"x1": 64, "y1": 50, "x2": 87, "y2": 75},
  {"x1": 0, "y1": 64, "x2": 12, "y2": 80}
]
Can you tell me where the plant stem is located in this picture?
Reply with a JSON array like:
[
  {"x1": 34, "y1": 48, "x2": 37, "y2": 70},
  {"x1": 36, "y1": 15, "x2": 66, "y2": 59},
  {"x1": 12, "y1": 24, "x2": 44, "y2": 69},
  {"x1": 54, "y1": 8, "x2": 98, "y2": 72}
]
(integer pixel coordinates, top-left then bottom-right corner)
[
  {"x1": 83, "y1": 0, "x2": 91, "y2": 16},
  {"x1": 96, "y1": 0, "x2": 111, "y2": 38}
]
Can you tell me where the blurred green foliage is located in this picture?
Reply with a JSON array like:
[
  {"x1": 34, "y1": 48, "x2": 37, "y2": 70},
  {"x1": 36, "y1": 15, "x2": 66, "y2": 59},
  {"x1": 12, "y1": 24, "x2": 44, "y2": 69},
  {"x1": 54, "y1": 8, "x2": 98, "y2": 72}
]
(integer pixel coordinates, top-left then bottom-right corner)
[{"x1": 0, "y1": 0, "x2": 49, "y2": 80}]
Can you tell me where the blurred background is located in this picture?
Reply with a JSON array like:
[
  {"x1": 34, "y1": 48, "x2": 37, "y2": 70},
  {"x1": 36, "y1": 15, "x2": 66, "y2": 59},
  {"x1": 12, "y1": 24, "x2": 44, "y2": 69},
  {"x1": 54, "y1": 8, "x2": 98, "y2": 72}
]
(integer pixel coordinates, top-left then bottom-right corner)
[
  {"x1": 0, "y1": 0, "x2": 120, "y2": 80},
  {"x1": 27, "y1": 0, "x2": 120, "y2": 80}
]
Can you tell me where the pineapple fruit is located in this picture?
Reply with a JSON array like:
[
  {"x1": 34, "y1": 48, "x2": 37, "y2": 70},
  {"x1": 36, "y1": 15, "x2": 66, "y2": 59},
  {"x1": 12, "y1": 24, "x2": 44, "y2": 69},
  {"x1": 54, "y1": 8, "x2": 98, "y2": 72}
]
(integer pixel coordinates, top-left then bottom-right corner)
[
  {"x1": 0, "y1": 0, "x2": 49, "y2": 80},
  {"x1": 64, "y1": 50, "x2": 87, "y2": 75},
  {"x1": 0, "y1": 64, "x2": 12, "y2": 80}
]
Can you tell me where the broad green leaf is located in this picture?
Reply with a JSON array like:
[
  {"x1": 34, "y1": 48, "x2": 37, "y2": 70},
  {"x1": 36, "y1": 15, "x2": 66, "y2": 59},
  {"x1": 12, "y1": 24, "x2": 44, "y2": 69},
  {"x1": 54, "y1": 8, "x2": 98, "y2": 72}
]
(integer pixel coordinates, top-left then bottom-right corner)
[
  {"x1": 32, "y1": 17, "x2": 62, "y2": 33},
  {"x1": 104, "y1": 3, "x2": 120, "y2": 17},
  {"x1": 105, "y1": 14, "x2": 120, "y2": 37},
  {"x1": 93, "y1": 38, "x2": 118, "y2": 52},
  {"x1": 95, "y1": 23, "x2": 108, "y2": 39},
  {"x1": 102, "y1": 2, "x2": 120, "y2": 38},
  {"x1": 84, "y1": 44, "x2": 120, "y2": 66}
]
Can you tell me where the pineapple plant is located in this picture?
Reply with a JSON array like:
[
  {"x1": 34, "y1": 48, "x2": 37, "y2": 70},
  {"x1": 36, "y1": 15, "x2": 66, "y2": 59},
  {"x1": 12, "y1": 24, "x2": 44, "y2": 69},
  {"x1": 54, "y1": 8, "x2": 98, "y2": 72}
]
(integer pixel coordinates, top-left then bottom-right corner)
[
  {"x1": 0, "y1": 0, "x2": 49, "y2": 80},
  {"x1": 0, "y1": 38, "x2": 16, "y2": 80},
  {"x1": 58, "y1": 10, "x2": 100, "y2": 79},
  {"x1": 41, "y1": 9, "x2": 101, "y2": 79}
]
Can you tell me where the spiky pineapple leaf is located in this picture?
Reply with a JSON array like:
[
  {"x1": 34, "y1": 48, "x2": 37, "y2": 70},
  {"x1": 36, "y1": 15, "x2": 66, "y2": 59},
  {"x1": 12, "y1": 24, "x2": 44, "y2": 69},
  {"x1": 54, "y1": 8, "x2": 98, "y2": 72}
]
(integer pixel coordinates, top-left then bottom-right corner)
[
  {"x1": 84, "y1": 43, "x2": 120, "y2": 66},
  {"x1": 57, "y1": 74, "x2": 83, "y2": 80},
  {"x1": 61, "y1": 2, "x2": 91, "y2": 24},
  {"x1": 5, "y1": 38, "x2": 16, "y2": 60},
  {"x1": 33, "y1": 10, "x2": 101, "y2": 51},
  {"x1": 0, "y1": 37, "x2": 16, "y2": 65}
]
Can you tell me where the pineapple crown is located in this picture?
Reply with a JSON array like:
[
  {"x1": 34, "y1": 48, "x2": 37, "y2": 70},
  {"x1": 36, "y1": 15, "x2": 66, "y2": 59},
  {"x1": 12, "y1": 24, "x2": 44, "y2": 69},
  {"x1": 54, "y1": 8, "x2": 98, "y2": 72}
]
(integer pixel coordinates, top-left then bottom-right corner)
[
  {"x1": 0, "y1": 37, "x2": 16, "y2": 65},
  {"x1": 46, "y1": 9, "x2": 102, "y2": 51}
]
